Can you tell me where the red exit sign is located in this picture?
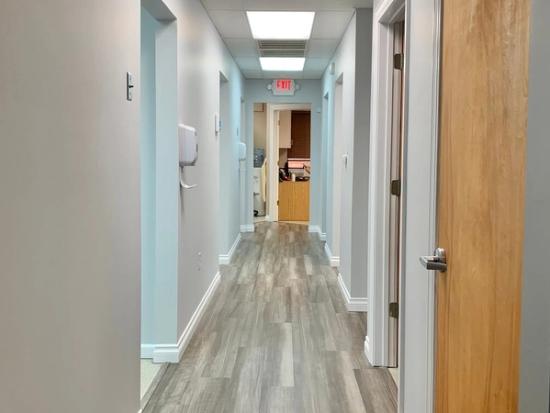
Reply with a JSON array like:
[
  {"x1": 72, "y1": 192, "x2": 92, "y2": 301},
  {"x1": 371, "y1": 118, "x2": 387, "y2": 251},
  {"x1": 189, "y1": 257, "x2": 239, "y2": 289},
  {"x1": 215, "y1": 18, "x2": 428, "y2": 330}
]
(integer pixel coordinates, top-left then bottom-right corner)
[{"x1": 272, "y1": 79, "x2": 296, "y2": 96}]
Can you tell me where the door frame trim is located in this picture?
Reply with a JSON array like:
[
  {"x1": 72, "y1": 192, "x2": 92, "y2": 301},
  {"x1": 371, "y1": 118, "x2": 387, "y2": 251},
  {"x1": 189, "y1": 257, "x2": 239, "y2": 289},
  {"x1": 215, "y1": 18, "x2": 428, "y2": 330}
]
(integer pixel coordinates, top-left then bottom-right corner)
[
  {"x1": 366, "y1": 0, "x2": 407, "y2": 368},
  {"x1": 366, "y1": 0, "x2": 441, "y2": 411}
]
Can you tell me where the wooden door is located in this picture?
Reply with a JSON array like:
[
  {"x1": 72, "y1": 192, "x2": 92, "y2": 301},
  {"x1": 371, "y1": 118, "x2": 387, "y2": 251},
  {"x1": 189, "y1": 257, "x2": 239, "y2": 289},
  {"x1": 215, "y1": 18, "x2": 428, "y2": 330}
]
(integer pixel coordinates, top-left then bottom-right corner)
[{"x1": 435, "y1": 0, "x2": 530, "y2": 411}]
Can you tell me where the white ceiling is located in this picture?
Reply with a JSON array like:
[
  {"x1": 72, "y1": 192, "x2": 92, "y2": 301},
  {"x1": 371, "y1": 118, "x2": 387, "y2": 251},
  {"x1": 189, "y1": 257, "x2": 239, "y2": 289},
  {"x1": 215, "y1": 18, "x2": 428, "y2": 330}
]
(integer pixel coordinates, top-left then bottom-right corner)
[{"x1": 201, "y1": 0, "x2": 374, "y2": 79}]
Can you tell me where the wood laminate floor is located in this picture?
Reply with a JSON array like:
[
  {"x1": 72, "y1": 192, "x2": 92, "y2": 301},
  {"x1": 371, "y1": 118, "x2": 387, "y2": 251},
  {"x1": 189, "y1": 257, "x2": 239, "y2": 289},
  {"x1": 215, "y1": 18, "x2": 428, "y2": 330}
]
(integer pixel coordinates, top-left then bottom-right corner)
[{"x1": 144, "y1": 222, "x2": 397, "y2": 413}]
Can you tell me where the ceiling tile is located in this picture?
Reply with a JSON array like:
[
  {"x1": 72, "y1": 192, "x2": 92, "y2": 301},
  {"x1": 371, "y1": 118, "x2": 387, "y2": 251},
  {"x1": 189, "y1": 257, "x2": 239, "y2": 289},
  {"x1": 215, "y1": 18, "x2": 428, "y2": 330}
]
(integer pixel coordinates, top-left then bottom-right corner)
[
  {"x1": 304, "y1": 57, "x2": 330, "y2": 72},
  {"x1": 307, "y1": 39, "x2": 339, "y2": 58},
  {"x1": 311, "y1": 11, "x2": 354, "y2": 39},
  {"x1": 208, "y1": 11, "x2": 251, "y2": 38},
  {"x1": 242, "y1": 70, "x2": 264, "y2": 79},
  {"x1": 235, "y1": 57, "x2": 262, "y2": 71},
  {"x1": 201, "y1": 0, "x2": 373, "y2": 11},
  {"x1": 225, "y1": 38, "x2": 258, "y2": 57}
]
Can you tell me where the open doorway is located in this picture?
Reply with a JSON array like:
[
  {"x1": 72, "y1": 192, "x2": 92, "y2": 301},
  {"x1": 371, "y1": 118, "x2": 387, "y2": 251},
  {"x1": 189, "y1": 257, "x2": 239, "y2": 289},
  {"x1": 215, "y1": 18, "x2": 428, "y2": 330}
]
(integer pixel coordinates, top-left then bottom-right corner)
[
  {"x1": 251, "y1": 103, "x2": 312, "y2": 225},
  {"x1": 252, "y1": 103, "x2": 268, "y2": 222},
  {"x1": 277, "y1": 109, "x2": 311, "y2": 223},
  {"x1": 139, "y1": 1, "x2": 176, "y2": 408}
]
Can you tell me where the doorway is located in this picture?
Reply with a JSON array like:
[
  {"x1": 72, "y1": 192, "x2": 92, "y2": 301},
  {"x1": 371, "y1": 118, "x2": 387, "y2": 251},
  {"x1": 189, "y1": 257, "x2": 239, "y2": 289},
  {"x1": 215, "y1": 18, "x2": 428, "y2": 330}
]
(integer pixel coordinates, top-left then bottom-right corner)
[
  {"x1": 139, "y1": 1, "x2": 177, "y2": 408},
  {"x1": 252, "y1": 103, "x2": 268, "y2": 222},
  {"x1": 277, "y1": 109, "x2": 312, "y2": 223},
  {"x1": 251, "y1": 103, "x2": 312, "y2": 225},
  {"x1": 388, "y1": 19, "x2": 405, "y2": 377}
]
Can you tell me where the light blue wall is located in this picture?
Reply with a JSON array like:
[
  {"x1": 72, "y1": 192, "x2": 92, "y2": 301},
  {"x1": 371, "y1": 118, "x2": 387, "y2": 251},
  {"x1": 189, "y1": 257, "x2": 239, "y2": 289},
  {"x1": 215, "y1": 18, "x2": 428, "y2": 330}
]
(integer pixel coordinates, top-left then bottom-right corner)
[
  {"x1": 140, "y1": 7, "x2": 180, "y2": 349},
  {"x1": 244, "y1": 79, "x2": 323, "y2": 229},
  {"x1": 160, "y1": 0, "x2": 245, "y2": 341},
  {"x1": 219, "y1": 75, "x2": 244, "y2": 255},
  {"x1": 154, "y1": 20, "x2": 179, "y2": 344},
  {"x1": 140, "y1": 8, "x2": 160, "y2": 348},
  {"x1": 322, "y1": 10, "x2": 372, "y2": 299}
]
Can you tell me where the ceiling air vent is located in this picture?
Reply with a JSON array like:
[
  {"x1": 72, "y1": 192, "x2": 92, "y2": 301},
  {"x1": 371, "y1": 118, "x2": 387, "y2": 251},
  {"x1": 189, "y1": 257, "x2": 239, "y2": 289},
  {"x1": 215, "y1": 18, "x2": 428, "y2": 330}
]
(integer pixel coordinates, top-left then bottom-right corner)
[{"x1": 257, "y1": 40, "x2": 307, "y2": 58}]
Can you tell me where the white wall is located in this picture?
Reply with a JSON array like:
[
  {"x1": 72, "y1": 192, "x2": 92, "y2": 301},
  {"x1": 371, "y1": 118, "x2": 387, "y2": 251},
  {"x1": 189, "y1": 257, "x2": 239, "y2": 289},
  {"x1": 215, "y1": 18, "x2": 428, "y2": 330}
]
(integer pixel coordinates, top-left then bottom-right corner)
[
  {"x1": 519, "y1": 0, "x2": 550, "y2": 410},
  {"x1": 0, "y1": 0, "x2": 141, "y2": 411},
  {"x1": 244, "y1": 80, "x2": 323, "y2": 229},
  {"x1": 322, "y1": 10, "x2": 373, "y2": 300},
  {"x1": 157, "y1": 0, "x2": 244, "y2": 347}
]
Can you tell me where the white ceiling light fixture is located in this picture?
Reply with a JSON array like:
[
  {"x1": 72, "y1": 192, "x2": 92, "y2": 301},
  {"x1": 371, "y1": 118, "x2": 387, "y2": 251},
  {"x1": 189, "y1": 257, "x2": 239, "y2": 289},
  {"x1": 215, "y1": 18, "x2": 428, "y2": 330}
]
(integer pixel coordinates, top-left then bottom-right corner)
[
  {"x1": 247, "y1": 11, "x2": 315, "y2": 40},
  {"x1": 260, "y1": 57, "x2": 306, "y2": 72}
]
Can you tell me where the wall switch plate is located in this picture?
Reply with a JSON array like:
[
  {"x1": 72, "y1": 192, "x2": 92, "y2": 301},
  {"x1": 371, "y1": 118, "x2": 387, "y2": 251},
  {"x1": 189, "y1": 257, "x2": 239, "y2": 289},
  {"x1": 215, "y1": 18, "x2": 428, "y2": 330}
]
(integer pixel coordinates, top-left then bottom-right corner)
[{"x1": 126, "y1": 72, "x2": 134, "y2": 101}]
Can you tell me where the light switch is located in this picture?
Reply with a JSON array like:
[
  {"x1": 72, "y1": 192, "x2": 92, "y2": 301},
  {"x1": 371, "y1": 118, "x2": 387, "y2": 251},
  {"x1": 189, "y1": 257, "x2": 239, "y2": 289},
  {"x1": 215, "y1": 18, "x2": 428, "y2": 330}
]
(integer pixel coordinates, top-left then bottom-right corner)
[{"x1": 127, "y1": 72, "x2": 134, "y2": 101}]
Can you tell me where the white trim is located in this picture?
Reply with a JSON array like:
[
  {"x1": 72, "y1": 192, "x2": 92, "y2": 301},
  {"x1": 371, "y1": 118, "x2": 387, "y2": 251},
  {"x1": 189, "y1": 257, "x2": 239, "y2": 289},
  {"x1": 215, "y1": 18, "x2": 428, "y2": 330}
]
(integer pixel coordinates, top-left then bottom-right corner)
[
  {"x1": 320, "y1": 232, "x2": 327, "y2": 241},
  {"x1": 140, "y1": 344, "x2": 155, "y2": 359},
  {"x1": 337, "y1": 274, "x2": 368, "y2": 312},
  {"x1": 240, "y1": 224, "x2": 255, "y2": 233},
  {"x1": 219, "y1": 233, "x2": 241, "y2": 265},
  {"x1": 152, "y1": 271, "x2": 221, "y2": 363},
  {"x1": 367, "y1": 0, "x2": 407, "y2": 369},
  {"x1": 324, "y1": 242, "x2": 340, "y2": 268},
  {"x1": 364, "y1": 335, "x2": 372, "y2": 361},
  {"x1": 398, "y1": 0, "x2": 441, "y2": 411},
  {"x1": 308, "y1": 225, "x2": 322, "y2": 235}
]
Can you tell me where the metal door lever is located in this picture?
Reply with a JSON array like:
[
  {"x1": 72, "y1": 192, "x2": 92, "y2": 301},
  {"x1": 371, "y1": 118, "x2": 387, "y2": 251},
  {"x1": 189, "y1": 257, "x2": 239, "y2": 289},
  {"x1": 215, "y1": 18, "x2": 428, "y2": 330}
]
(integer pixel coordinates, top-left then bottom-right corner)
[{"x1": 420, "y1": 248, "x2": 447, "y2": 272}]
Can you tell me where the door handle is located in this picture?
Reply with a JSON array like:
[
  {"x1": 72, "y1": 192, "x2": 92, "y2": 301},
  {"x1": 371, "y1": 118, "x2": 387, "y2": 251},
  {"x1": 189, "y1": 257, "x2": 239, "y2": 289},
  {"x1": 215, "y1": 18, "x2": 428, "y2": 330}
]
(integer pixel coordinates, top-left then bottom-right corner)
[{"x1": 419, "y1": 248, "x2": 447, "y2": 272}]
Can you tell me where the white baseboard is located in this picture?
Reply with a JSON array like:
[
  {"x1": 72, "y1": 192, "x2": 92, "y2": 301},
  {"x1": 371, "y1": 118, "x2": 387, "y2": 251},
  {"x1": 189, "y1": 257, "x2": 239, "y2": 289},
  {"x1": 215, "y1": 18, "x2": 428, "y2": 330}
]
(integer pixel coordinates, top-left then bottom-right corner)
[
  {"x1": 324, "y1": 242, "x2": 340, "y2": 267},
  {"x1": 140, "y1": 344, "x2": 155, "y2": 359},
  {"x1": 337, "y1": 273, "x2": 368, "y2": 312},
  {"x1": 320, "y1": 232, "x2": 327, "y2": 241},
  {"x1": 219, "y1": 233, "x2": 241, "y2": 265},
  {"x1": 240, "y1": 224, "x2": 255, "y2": 233},
  {"x1": 151, "y1": 271, "x2": 221, "y2": 363},
  {"x1": 364, "y1": 335, "x2": 373, "y2": 364},
  {"x1": 308, "y1": 225, "x2": 322, "y2": 235}
]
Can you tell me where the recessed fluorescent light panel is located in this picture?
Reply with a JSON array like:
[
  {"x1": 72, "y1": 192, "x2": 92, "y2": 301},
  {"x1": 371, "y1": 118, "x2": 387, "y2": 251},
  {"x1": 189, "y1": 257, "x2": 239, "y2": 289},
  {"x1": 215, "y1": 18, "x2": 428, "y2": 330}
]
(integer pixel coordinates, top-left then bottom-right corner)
[
  {"x1": 247, "y1": 12, "x2": 315, "y2": 40},
  {"x1": 260, "y1": 57, "x2": 306, "y2": 72}
]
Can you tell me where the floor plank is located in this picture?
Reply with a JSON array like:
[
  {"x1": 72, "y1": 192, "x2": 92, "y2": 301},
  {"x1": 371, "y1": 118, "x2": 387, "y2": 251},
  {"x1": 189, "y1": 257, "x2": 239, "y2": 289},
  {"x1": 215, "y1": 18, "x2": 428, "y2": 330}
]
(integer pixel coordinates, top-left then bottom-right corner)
[{"x1": 144, "y1": 222, "x2": 397, "y2": 413}]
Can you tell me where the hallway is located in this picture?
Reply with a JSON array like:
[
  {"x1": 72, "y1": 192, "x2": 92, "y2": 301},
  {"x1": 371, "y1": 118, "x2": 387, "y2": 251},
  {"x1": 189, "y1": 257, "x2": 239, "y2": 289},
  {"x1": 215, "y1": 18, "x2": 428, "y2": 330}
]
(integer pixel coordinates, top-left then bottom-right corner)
[{"x1": 144, "y1": 223, "x2": 397, "y2": 412}]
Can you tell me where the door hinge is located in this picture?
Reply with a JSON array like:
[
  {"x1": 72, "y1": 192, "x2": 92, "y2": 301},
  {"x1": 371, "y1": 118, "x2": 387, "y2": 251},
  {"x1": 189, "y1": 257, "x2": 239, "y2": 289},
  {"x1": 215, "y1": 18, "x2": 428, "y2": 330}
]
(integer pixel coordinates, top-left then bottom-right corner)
[
  {"x1": 389, "y1": 302, "x2": 399, "y2": 319},
  {"x1": 393, "y1": 53, "x2": 404, "y2": 70},
  {"x1": 277, "y1": 200, "x2": 279, "y2": 206},
  {"x1": 391, "y1": 179, "x2": 401, "y2": 196}
]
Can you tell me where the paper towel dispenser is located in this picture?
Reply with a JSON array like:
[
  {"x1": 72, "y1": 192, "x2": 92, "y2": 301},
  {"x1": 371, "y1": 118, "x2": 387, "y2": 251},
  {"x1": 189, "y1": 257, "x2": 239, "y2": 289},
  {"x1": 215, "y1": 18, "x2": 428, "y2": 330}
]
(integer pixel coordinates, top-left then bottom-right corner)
[
  {"x1": 238, "y1": 142, "x2": 246, "y2": 161},
  {"x1": 178, "y1": 124, "x2": 198, "y2": 167}
]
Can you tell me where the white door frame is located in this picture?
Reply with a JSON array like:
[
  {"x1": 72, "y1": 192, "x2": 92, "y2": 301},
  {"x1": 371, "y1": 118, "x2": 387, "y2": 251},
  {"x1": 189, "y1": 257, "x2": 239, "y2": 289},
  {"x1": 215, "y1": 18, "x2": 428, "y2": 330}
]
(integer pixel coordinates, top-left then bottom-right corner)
[
  {"x1": 366, "y1": 0, "x2": 407, "y2": 367},
  {"x1": 266, "y1": 103, "x2": 311, "y2": 222},
  {"x1": 367, "y1": 0, "x2": 442, "y2": 411}
]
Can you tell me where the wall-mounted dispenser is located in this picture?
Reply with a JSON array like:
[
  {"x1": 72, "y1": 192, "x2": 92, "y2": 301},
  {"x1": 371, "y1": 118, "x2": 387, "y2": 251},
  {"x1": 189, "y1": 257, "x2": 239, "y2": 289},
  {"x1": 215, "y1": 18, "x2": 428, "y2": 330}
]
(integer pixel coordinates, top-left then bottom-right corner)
[
  {"x1": 238, "y1": 142, "x2": 247, "y2": 161},
  {"x1": 178, "y1": 124, "x2": 198, "y2": 189}
]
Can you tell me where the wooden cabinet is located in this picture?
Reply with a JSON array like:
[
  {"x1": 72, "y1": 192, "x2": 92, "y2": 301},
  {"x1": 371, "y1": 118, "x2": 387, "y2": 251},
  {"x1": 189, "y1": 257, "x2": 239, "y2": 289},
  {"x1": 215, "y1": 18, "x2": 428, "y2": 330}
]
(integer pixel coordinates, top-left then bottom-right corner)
[
  {"x1": 278, "y1": 181, "x2": 310, "y2": 222},
  {"x1": 289, "y1": 111, "x2": 311, "y2": 158}
]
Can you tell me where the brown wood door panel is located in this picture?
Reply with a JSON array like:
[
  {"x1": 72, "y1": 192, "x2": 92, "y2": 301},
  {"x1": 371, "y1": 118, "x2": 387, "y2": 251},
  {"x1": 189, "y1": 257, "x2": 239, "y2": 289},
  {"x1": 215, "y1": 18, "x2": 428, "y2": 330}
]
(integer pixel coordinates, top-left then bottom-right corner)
[
  {"x1": 435, "y1": 0, "x2": 530, "y2": 411},
  {"x1": 288, "y1": 111, "x2": 311, "y2": 159}
]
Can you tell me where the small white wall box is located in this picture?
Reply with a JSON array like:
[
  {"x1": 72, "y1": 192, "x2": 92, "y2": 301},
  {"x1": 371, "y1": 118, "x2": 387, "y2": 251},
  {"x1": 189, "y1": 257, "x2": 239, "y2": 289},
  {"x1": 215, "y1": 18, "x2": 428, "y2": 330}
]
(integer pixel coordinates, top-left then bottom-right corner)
[
  {"x1": 178, "y1": 124, "x2": 198, "y2": 166},
  {"x1": 238, "y1": 142, "x2": 247, "y2": 161}
]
